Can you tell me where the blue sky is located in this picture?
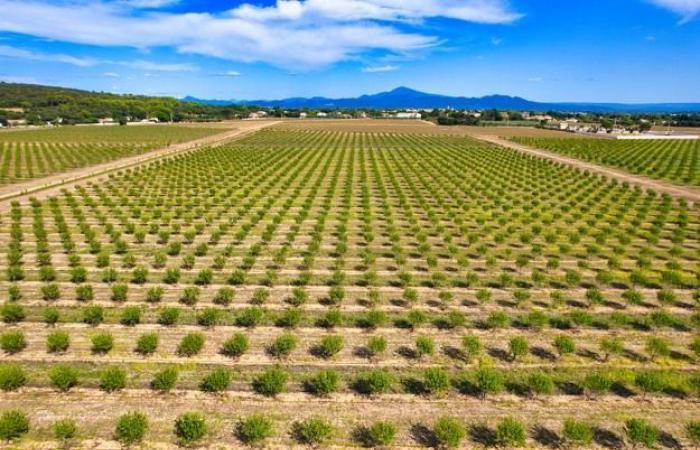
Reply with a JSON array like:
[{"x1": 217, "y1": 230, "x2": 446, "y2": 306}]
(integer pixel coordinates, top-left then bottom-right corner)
[{"x1": 0, "y1": 0, "x2": 699, "y2": 103}]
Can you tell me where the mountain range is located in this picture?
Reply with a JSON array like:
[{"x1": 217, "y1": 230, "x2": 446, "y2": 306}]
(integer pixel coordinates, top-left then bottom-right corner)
[{"x1": 182, "y1": 87, "x2": 700, "y2": 113}]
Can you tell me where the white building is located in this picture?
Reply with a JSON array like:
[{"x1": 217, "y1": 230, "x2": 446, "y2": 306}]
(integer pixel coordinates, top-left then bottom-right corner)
[{"x1": 395, "y1": 112, "x2": 422, "y2": 119}]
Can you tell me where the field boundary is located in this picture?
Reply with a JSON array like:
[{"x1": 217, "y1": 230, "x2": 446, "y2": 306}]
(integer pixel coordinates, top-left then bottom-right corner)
[
  {"x1": 0, "y1": 120, "x2": 280, "y2": 210},
  {"x1": 475, "y1": 134, "x2": 700, "y2": 203}
]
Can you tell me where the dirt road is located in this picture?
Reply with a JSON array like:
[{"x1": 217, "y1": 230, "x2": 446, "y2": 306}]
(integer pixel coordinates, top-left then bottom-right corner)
[
  {"x1": 0, "y1": 120, "x2": 279, "y2": 210},
  {"x1": 475, "y1": 134, "x2": 700, "y2": 203}
]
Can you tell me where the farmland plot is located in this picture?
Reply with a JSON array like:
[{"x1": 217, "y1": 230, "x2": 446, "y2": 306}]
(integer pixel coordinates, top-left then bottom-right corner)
[
  {"x1": 0, "y1": 128, "x2": 699, "y2": 447},
  {"x1": 511, "y1": 136, "x2": 700, "y2": 186},
  {"x1": 0, "y1": 125, "x2": 223, "y2": 185}
]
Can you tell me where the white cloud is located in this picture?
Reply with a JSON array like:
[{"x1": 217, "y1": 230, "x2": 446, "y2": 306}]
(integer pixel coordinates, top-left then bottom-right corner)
[
  {"x1": 528, "y1": 76, "x2": 543, "y2": 83},
  {"x1": 0, "y1": 44, "x2": 98, "y2": 66},
  {"x1": 648, "y1": 0, "x2": 700, "y2": 22},
  {"x1": 116, "y1": 0, "x2": 179, "y2": 8},
  {"x1": 224, "y1": 70, "x2": 241, "y2": 77},
  {"x1": 361, "y1": 64, "x2": 399, "y2": 73},
  {"x1": 103, "y1": 72, "x2": 120, "y2": 77},
  {"x1": 0, "y1": 0, "x2": 521, "y2": 69},
  {"x1": 119, "y1": 59, "x2": 198, "y2": 72}
]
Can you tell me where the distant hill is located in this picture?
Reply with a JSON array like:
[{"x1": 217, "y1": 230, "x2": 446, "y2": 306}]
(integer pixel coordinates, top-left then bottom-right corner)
[{"x1": 185, "y1": 87, "x2": 700, "y2": 113}]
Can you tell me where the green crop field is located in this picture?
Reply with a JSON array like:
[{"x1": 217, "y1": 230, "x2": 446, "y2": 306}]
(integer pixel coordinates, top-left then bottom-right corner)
[
  {"x1": 511, "y1": 136, "x2": 700, "y2": 186},
  {"x1": 0, "y1": 125, "x2": 222, "y2": 185},
  {"x1": 0, "y1": 127, "x2": 699, "y2": 448}
]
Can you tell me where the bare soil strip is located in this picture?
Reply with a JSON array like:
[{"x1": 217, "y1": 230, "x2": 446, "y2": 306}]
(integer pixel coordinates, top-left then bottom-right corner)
[
  {"x1": 0, "y1": 120, "x2": 280, "y2": 209},
  {"x1": 474, "y1": 134, "x2": 700, "y2": 203}
]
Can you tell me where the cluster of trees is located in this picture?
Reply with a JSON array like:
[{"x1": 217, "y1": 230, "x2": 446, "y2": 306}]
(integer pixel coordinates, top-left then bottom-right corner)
[{"x1": 0, "y1": 83, "x2": 252, "y2": 125}]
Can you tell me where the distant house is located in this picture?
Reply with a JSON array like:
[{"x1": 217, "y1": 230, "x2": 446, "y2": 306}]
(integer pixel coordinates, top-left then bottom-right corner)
[
  {"x1": 98, "y1": 117, "x2": 116, "y2": 125},
  {"x1": 316, "y1": 112, "x2": 328, "y2": 118},
  {"x1": 299, "y1": 112, "x2": 308, "y2": 119},
  {"x1": 7, "y1": 119, "x2": 27, "y2": 128},
  {"x1": 140, "y1": 117, "x2": 159, "y2": 123},
  {"x1": 396, "y1": 112, "x2": 422, "y2": 119}
]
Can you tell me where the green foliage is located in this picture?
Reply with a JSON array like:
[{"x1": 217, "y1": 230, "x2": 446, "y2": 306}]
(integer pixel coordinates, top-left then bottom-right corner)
[
  {"x1": 1, "y1": 303, "x2": 25, "y2": 323},
  {"x1": 685, "y1": 421, "x2": 700, "y2": 446},
  {"x1": 174, "y1": 412, "x2": 207, "y2": 445},
  {"x1": 0, "y1": 365, "x2": 26, "y2": 391},
  {"x1": 474, "y1": 367, "x2": 505, "y2": 397},
  {"x1": 645, "y1": 337, "x2": 671, "y2": 360},
  {"x1": 268, "y1": 333, "x2": 297, "y2": 358},
  {"x1": 177, "y1": 333, "x2": 205, "y2": 357},
  {"x1": 50, "y1": 365, "x2": 79, "y2": 392},
  {"x1": 366, "y1": 336, "x2": 387, "y2": 359},
  {"x1": 357, "y1": 421, "x2": 397, "y2": 447},
  {"x1": 91, "y1": 332, "x2": 113, "y2": 354},
  {"x1": 100, "y1": 367, "x2": 126, "y2": 392},
  {"x1": 151, "y1": 367, "x2": 178, "y2": 393},
  {"x1": 562, "y1": 418, "x2": 593, "y2": 447},
  {"x1": 158, "y1": 307, "x2": 180, "y2": 326},
  {"x1": 495, "y1": 417, "x2": 527, "y2": 448},
  {"x1": 115, "y1": 411, "x2": 148, "y2": 445},
  {"x1": 634, "y1": 372, "x2": 667, "y2": 395},
  {"x1": 583, "y1": 372, "x2": 613, "y2": 395},
  {"x1": 423, "y1": 367, "x2": 451, "y2": 396},
  {"x1": 200, "y1": 368, "x2": 231, "y2": 392},
  {"x1": 82, "y1": 305, "x2": 104, "y2": 326},
  {"x1": 292, "y1": 417, "x2": 334, "y2": 445},
  {"x1": 415, "y1": 336, "x2": 436, "y2": 359},
  {"x1": 120, "y1": 306, "x2": 141, "y2": 326},
  {"x1": 461, "y1": 335, "x2": 483, "y2": 361},
  {"x1": 0, "y1": 331, "x2": 26, "y2": 354},
  {"x1": 46, "y1": 331, "x2": 70, "y2": 353},
  {"x1": 314, "y1": 335, "x2": 344, "y2": 359},
  {"x1": 53, "y1": 419, "x2": 77, "y2": 441},
  {"x1": 305, "y1": 370, "x2": 341, "y2": 396},
  {"x1": 0, "y1": 410, "x2": 29, "y2": 441},
  {"x1": 433, "y1": 416, "x2": 465, "y2": 449},
  {"x1": 136, "y1": 333, "x2": 159, "y2": 355},
  {"x1": 252, "y1": 367, "x2": 288, "y2": 397},
  {"x1": 624, "y1": 418, "x2": 658, "y2": 448},
  {"x1": 196, "y1": 308, "x2": 221, "y2": 327},
  {"x1": 509, "y1": 336, "x2": 529, "y2": 360},
  {"x1": 236, "y1": 307, "x2": 264, "y2": 328},
  {"x1": 354, "y1": 371, "x2": 393, "y2": 395},
  {"x1": 221, "y1": 333, "x2": 249, "y2": 358},
  {"x1": 553, "y1": 335, "x2": 576, "y2": 357},
  {"x1": 236, "y1": 415, "x2": 274, "y2": 445},
  {"x1": 527, "y1": 371, "x2": 554, "y2": 396}
]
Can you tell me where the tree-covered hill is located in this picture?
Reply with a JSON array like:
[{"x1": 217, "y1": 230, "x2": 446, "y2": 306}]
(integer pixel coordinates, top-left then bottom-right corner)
[{"x1": 0, "y1": 82, "x2": 251, "y2": 125}]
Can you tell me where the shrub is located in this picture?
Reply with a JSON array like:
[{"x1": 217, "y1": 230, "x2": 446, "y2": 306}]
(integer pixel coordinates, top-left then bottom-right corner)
[
  {"x1": 268, "y1": 333, "x2": 297, "y2": 358},
  {"x1": 599, "y1": 337, "x2": 624, "y2": 361},
  {"x1": 277, "y1": 308, "x2": 302, "y2": 328},
  {"x1": 415, "y1": 336, "x2": 436, "y2": 360},
  {"x1": 91, "y1": 333, "x2": 113, "y2": 354},
  {"x1": 317, "y1": 309, "x2": 343, "y2": 329},
  {"x1": 509, "y1": 336, "x2": 529, "y2": 361},
  {"x1": 366, "y1": 336, "x2": 387, "y2": 359},
  {"x1": 152, "y1": 367, "x2": 178, "y2": 392},
  {"x1": 305, "y1": 370, "x2": 340, "y2": 396},
  {"x1": 645, "y1": 337, "x2": 671, "y2": 360},
  {"x1": 0, "y1": 365, "x2": 26, "y2": 391},
  {"x1": 562, "y1": 418, "x2": 593, "y2": 447},
  {"x1": 1, "y1": 303, "x2": 25, "y2": 323},
  {"x1": 314, "y1": 335, "x2": 344, "y2": 359},
  {"x1": 75, "y1": 284, "x2": 93, "y2": 302},
  {"x1": 53, "y1": 418, "x2": 77, "y2": 441},
  {"x1": 358, "y1": 421, "x2": 397, "y2": 447},
  {"x1": 41, "y1": 283, "x2": 61, "y2": 301},
  {"x1": 292, "y1": 417, "x2": 333, "y2": 445},
  {"x1": 158, "y1": 307, "x2": 180, "y2": 326},
  {"x1": 462, "y1": 335, "x2": 483, "y2": 362},
  {"x1": 433, "y1": 416, "x2": 465, "y2": 449},
  {"x1": 177, "y1": 333, "x2": 205, "y2": 357},
  {"x1": 0, "y1": 410, "x2": 29, "y2": 441},
  {"x1": 354, "y1": 371, "x2": 393, "y2": 396},
  {"x1": 624, "y1": 418, "x2": 658, "y2": 448},
  {"x1": 50, "y1": 365, "x2": 79, "y2": 392},
  {"x1": 82, "y1": 306, "x2": 104, "y2": 326},
  {"x1": 252, "y1": 367, "x2": 288, "y2": 397},
  {"x1": 46, "y1": 331, "x2": 70, "y2": 353},
  {"x1": 180, "y1": 287, "x2": 200, "y2": 306},
  {"x1": 115, "y1": 411, "x2": 148, "y2": 445},
  {"x1": 120, "y1": 306, "x2": 141, "y2": 326},
  {"x1": 236, "y1": 415, "x2": 274, "y2": 445},
  {"x1": 213, "y1": 287, "x2": 235, "y2": 306},
  {"x1": 527, "y1": 371, "x2": 554, "y2": 396},
  {"x1": 221, "y1": 333, "x2": 249, "y2": 358},
  {"x1": 474, "y1": 367, "x2": 504, "y2": 398},
  {"x1": 136, "y1": 333, "x2": 159, "y2": 355},
  {"x1": 495, "y1": 417, "x2": 526, "y2": 448},
  {"x1": 145, "y1": 286, "x2": 164, "y2": 303},
  {"x1": 111, "y1": 283, "x2": 129, "y2": 302},
  {"x1": 685, "y1": 421, "x2": 700, "y2": 446},
  {"x1": 0, "y1": 331, "x2": 25, "y2": 355},
  {"x1": 423, "y1": 367, "x2": 451, "y2": 396},
  {"x1": 200, "y1": 368, "x2": 231, "y2": 392},
  {"x1": 174, "y1": 412, "x2": 207, "y2": 445},
  {"x1": 553, "y1": 335, "x2": 576, "y2": 357},
  {"x1": 634, "y1": 372, "x2": 667, "y2": 395},
  {"x1": 402, "y1": 288, "x2": 418, "y2": 304},
  {"x1": 236, "y1": 307, "x2": 264, "y2": 328},
  {"x1": 251, "y1": 288, "x2": 270, "y2": 305},
  {"x1": 100, "y1": 367, "x2": 126, "y2": 392},
  {"x1": 197, "y1": 308, "x2": 221, "y2": 327},
  {"x1": 583, "y1": 372, "x2": 613, "y2": 396},
  {"x1": 289, "y1": 287, "x2": 308, "y2": 306},
  {"x1": 43, "y1": 307, "x2": 59, "y2": 325}
]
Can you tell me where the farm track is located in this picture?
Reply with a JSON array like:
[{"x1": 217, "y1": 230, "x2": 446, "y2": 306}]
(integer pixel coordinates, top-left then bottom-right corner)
[
  {"x1": 475, "y1": 135, "x2": 700, "y2": 203},
  {"x1": 0, "y1": 121, "x2": 280, "y2": 210}
]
